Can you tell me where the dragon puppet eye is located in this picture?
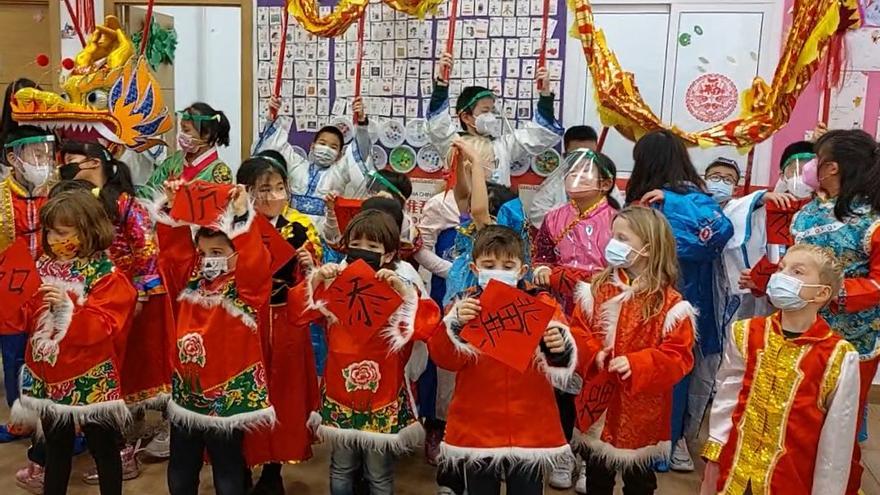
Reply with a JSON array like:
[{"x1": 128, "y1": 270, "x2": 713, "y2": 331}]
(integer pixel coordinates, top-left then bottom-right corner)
[
  {"x1": 59, "y1": 92, "x2": 70, "y2": 102},
  {"x1": 85, "y1": 89, "x2": 108, "y2": 109}
]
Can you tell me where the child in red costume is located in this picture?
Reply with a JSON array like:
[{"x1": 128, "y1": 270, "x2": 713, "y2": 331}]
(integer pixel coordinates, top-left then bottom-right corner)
[
  {"x1": 6, "y1": 189, "x2": 136, "y2": 495},
  {"x1": 429, "y1": 224, "x2": 577, "y2": 495},
  {"x1": 571, "y1": 206, "x2": 695, "y2": 494},
  {"x1": 236, "y1": 153, "x2": 322, "y2": 493},
  {"x1": 294, "y1": 209, "x2": 440, "y2": 495},
  {"x1": 153, "y1": 181, "x2": 274, "y2": 495}
]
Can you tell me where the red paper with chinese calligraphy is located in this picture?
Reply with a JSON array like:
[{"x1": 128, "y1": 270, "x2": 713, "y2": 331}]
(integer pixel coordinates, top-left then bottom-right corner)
[
  {"x1": 320, "y1": 259, "x2": 403, "y2": 343},
  {"x1": 334, "y1": 197, "x2": 364, "y2": 235},
  {"x1": 169, "y1": 181, "x2": 234, "y2": 227},
  {"x1": 575, "y1": 368, "x2": 615, "y2": 431},
  {"x1": 765, "y1": 199, "x2": 809, "y2": 245},
  {"x1": 0, "y1": 239, "x2": 41, "y2": 321},
  {"x1": 255, "y1": 215, "x2": 297, "y2": 275},
  {"x1": 749, "y1": 256, "x2": 778, "y2": 295},
  {"x1": 549, "y1": 265, "x2": 593, "y2": 303},
  {"x1": 460, "y1": 280, "x2": 555, "y2": 373}
]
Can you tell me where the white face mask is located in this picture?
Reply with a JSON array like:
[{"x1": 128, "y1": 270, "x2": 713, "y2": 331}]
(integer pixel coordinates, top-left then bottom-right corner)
[
  {"x1": 20, "y1": 161, "x2": 52, "y2": 188},
  {"x1": 766, "y1": 272, "x2": 827, "y2": 311},
  {"x1": 784, "y1": 176, "x2": 813, "y2": 199},
  {"x1": 477, "y1": 268, "x2": 520, "y2": 288},
  {"x1": 604, "y1": 238, "x2": 640, "y2": 268},
  {"x1": 310, "y1": 144, "x2": 339, "y2": 167},
  {"x1": 707, "y1": 179, "x2": 734, "y2": 203},
  {"x1": 474, "y1": 113, "x2": 501, "y2": 138},
  {"x1": 201, "y1": 255, "x2": 231, "y2": 281}
]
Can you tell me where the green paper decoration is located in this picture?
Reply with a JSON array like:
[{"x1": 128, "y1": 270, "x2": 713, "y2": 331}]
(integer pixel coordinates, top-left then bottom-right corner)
[
  {"x1": 131, "y1": 19, "x2": 177, "y2": 71},
  {"x1": 678, "y1": 33, "x2": 692, "y2": 46}
]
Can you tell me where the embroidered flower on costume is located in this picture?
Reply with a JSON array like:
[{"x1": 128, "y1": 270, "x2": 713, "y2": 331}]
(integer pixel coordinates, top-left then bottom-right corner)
[
  {"x1": 31, "y1": 338, "x2": 58, "y2": 366},
  {"x1": 699, "y1": 226, "x2": 713, "y2": 243},
  {"x1": 253, "y1": 364, "x2": 267, "y2": 389},
  {"x1": 342, "y1": 360, "x2": 382, "y2": 393},
  {"x1": 47, "y1": 378, "x2": 75, "y2": 401},
  {"x1": 177, "y1": 333, "x2": 207, "y2": 367}
]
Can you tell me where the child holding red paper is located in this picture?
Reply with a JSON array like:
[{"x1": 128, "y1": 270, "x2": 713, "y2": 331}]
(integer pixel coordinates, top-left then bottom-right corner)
[
  {"x1": 571, "y1": 206, "x2": 695, "y2": 494},
  {"x1": 235, "y1": 154, "x2": 323, "y2": 493},
  {"x1": 292, "y1": 209, "x2": 440, "y2": 495},
  {"x1": 5, "y1": 188, "x2": 136, "y2": 495},
  {"x1": 428, "y1": 224, "x2": 576, "y2": 495},
  {"x1": 152, "y1": 180, "x2": 274, "y2": 495}
]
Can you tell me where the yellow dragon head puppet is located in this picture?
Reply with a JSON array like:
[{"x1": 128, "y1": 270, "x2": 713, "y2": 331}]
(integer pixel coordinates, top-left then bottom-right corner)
[{"x1": 10, "y1": 15, "x2": 172, "y2": 153}]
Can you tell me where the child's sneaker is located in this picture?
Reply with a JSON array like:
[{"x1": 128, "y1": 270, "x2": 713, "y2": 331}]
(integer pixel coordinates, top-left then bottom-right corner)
[
  {"x1": 548, "y1": 455, "x2": 574, "y2": 489},
  {"x1": 0, "y1": 423, "x2": 30, "y2": 442},
  {"x1": 144, "y1": 425, "x2": 170, "y2": 458},
  {"x1": 669, "y1": 438, "x2": 695, "y2": 472},
  {"x1": 83, "y1": 443, "x2": 142, "y2": 484},
  {"x1": 575, "y1": 460, "x2": 587, "y2": 494},
  {"x1": 15, "y1": 461, "x2": 44, "y2": 494}
]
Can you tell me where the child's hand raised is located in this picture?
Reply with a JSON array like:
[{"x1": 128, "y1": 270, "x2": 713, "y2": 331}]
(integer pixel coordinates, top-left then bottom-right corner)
[
  {"x1": 594, "y1": 345, "x2": 613, "y2": 370},
  {"x1": 296, "y1": 247, "x2": 315, "y2": 271},
  {"x1": 536, "y1": 66, "x2": 551, "y2": 97},
  {"x1": 640, "y1": 189, "x2": 665, "y2": 205},
  {"x1": 763, "y1": 191, "x2": 797, "y2": 210},
  {"x1": 230, "y1": 185, "x2": 249, "y2": 216},
  {"x1": 352, "y1": 96, "x2": 367, "y2": 124},
  {"x1": 317, "y1": 263, "x2": 342, "y2": 283},
  {"x1": 40, "y1": 284, "x2": 70, "y2": 309},
  {"x1": 454, "y1": 297, "x2": 481, "y2": 324},
  {"x1": 267, "y1": 96, "x2": 281, "y2": 118},
  {"x1": 543, "y1": 326, "x2": 566, "y2": 354},
  {"x1": 436, "y1": 52, "x2": 454, "y2": 85},
  {"x1": 376, "y1": 269, "x2": 413, "y2": 298},
  {"x1": 163, "y1": 179, "x2": 185, "y2": 207},
  {"x1": 608, "y1": 356, "x2": 632, "y2": 380},
  {"x1": 533, "y1": 266, "x2": 551, "y2": 286},
  {"x1": 738, "y1": 268, "x2": 757, "y2": 290}
]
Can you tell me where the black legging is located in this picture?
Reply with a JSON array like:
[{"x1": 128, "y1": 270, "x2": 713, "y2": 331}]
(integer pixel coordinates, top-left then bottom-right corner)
[
  {"x1": 555, "y1": 389, "x2": 576, "y2": 442},
  {"x1": 42, "y1": 417, "x2": 122, "y2": 495},
  {"x1": 582, "y1": 452, "x2": 657, "y2": 495},
  {"x1": 167, "y1": 424, "x2": 246, "y2": 495},
  {"x1": 465, "y1": 461, "x2": 543, "y2": 495}
]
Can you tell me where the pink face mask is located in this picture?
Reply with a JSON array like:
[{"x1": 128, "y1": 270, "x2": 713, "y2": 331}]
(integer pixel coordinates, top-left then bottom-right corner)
[{"x1": 800, "y1": 158, "x2": 821, "y2": 192}]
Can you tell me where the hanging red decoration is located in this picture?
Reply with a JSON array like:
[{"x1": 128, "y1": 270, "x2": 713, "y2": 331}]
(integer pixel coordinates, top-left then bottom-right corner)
[
  {"x1": 35, "y1": 54, "x2": 50, "y2": 67},
  {"x1": 61, "y1": 58, "x2": 75, "y2": 70}
]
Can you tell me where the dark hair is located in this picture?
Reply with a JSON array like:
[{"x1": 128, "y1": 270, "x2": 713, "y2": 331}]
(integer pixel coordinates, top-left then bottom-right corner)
[
  {"x1": 236, "y1": 156, "x2": 287, "y2": 188},
  {"x1": 362, "y1": 196, "x2": 404, "y2": 229},
  {"x1": 779, "y1": 140, "x2": 815, "y2": 170},
  {"x1": 41, "y1": 189, "x2": 115, "y2": 257},
  {"x1": 60, "y1": 141, "x2": 134, "y2": 223},
  {"x1": 814, "y1": 129, "x2": 880, "y2": 221},
  {"x1": 1, "y1": 79, "x2": 38, "y2": 144},
  {"x1": 594, "y1": 151, "x2": 620, "y2": 209},
  {"x1": 706, "y1": 158, "x2": 741, "y2": 181},
  {"x1": 456, "y1": 85, "x2": 493, "y2": 129},
  {"x1": 49, "y1": 179, "x2": 95, "y2": 196},
  {"x1": 563, "y1": 125, "x2": 598, "y2": 150},
  {"x1": 341, "y1": 209, "x2": 401, "y2": 260},
  {"x1": 376, "y1": 169, "x2": 412, "y2": 207},
  {"x1": 486, "y1": 182, "x2": 517, "y2": 217},
  {"x1": 185, "y1": 102, "x2": 231, "y2": 147},
  {"x1": 314, "y1": 126, "x2": 344, "y2": 149},
  {"x1": 626, "y1": 130, "x2": 705, "y2": 204},
  {"x1": 472, "y1": 224, "x2": 525, "y2": 263},
  {"x1": 255, "y1": 149, "x2": 288, "y2": 171},
  {"x1": 3, "y1": 125, "x2": 55, "y2": 167},
  {"x1": 194, "y1": 227, "x2": 234, "y2": 249}
]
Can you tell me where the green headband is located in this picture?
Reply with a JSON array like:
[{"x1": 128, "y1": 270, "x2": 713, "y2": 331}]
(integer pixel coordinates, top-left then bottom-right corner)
[
  {"x1": 367, "y1": 170, "x2": 405, "y2": 200},
  {"x1": 781, "y1": 152, "x2": 815, "y2": 170},
  {"x1": 4, "y1": 135, "x2": 55, "y2": 149},
  {"x1": 177, "y1": 111, "x2": 221, "y2": 122},
  {"x1": 258, "y1": 154, "x2": 286, "y2": 174},
  {"x1": 567, "y1": 148, "x2": 611, "y2": 177},
  {"x1": 457, "y1": 90, "x2": 496, "y2": 114}
]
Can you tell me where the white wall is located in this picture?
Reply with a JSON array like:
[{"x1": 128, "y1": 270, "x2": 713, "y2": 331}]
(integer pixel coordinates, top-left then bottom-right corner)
[{"x1": 155, "y1": 6, "x2": 242, "y2": 170}]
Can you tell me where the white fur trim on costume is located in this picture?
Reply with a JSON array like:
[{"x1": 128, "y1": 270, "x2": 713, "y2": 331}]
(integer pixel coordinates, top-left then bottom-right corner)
[
  {"x1": 167, "y1": 399, "x2": 276, "y2": 434},
  {"x1": 315, "y1": 420, "x2": 424, "y2": 455},
  {"x1": 442, "y1": 299, "x2": 480, "y2": 358},
  {"x1": 177, "y1": 289, "x2": 258, "y2": 330},
  {"x1": 574, "y1": 282, "x2": 594, "y2": 320},
  {"x1": 304, "y1": 265, "x2": 340, "y2": 323},
  {"x1": 126, "y1": 392, "x2": 170, "y2": 413},
  {"x1": 14, "y1": 395, "x2": 131, "y2": 431},
  {"x1": 597, "y1": 284, "x2": 634, "y2": 349},
  {"x1": 439, "y1": 442, "x2": 573, "y2": 474},
  {"x1": 141, "y1": 190, "x2": 188, "y2": 228},
  {"x1": 663, "y1": 300, "x2": 697, "y2": 338},
  {"x1": 534, "y1": 322, "x2": 578, "y2": 389},
  {"x1": 380, "y1": 289, "x2": 418, "y2": 353},
  {"x1": 212, "y1": 199, "x2": 256, "y2": 240},
  {"x1": 572, "y1": 414, "x2": 670, "y2": 470}
]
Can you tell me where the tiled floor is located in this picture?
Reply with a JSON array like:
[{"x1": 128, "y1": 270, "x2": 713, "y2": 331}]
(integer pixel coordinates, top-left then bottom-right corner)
[{"x1": 1, "y1": 406, "x2": 878, "y2": 494}]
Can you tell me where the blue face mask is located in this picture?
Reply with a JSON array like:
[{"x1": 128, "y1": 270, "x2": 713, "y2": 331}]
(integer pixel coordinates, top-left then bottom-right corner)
[
  {"x1": 707, "y1": 178, "x2": 734, "y2": 203},
  {"x1": 477, "y1": 268, "x2": 520, "y2": 288},
  {"x1": 604, "y1": 238, "x2": 641, "y2": 268}
]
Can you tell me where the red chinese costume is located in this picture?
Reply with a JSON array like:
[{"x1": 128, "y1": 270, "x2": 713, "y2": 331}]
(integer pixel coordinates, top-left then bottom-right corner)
[
  {"x1": 109, "y1": 192, "x2": 174, "y2": 406},
  {"x1": 244, "y1": 207, "x2": 323, "y2": 466},
  {"x1": 296, "y1": 262, "x2": 441, "y2": 453},
  {"x1": 702, "y1": 314, "x2": 859, "y2": 495},
  {"x1": 154, "y1": 200, "x2": 275, "y2": 431},
  {"x1": 0, "y1": 175, "x2": 46, "y2": 258},
  {"x1": 6, "y1": 253, "x2": 136, "y2": 427},
  {"x1": 428, "y1": 285, "x2": 577, "y2": 469},
  {"x1": 571, "y1": 271, "x2": 695, "y2": 467}
]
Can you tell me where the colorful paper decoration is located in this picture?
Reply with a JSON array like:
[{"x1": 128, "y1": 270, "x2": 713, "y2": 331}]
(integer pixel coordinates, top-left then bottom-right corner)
[
  {"x1": 460, "y1": 280, "x2": 556, "y2": 372},
  {"x1": 333, "y1": 197, "x2": 364, "y2": 235},
  {"x1": 169, "y1": 181, "x2": 234, "y2": 227},
  {"x1": 0, "y1": 239, "x2": 41, "y2": 321},
  {"x1": 320, "y1": 259, "x2": 404, "y2": 339}
]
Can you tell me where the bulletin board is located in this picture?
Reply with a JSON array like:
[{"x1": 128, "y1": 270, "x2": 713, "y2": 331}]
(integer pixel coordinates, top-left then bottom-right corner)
[{"x1": 254, "y1": 0, "x2": 567, "y2": 204}]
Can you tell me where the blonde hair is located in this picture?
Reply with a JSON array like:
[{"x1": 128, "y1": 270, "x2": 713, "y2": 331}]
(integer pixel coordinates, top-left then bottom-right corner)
[
  {"x1": 446, "y1": 134, "x2": 496, "y2": 170},
  {"x1": 786, "y1": 244, "x2": 844, "y2": 296},
  {"x1": 592, "y1": 206, "x2": 679, "y2": 319}
]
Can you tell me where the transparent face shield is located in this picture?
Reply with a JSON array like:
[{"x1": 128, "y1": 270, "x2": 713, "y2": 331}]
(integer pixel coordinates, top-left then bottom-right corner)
[
  {"x1": 562, "y1": 149, "x2": 604, "y2": 195},
  {"x1": 353, "y1": 170, "x2": 407, "y2": 203},
  {"x1": 4, "y1": 135, "x2": 56, "y2": 187},
  {"x1": 779, "y1": 152, "x2": 816, "y2": 199}
]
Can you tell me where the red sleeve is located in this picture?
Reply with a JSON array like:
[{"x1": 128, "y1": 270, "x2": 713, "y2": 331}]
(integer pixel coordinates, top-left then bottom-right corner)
[
  {"x1": 61, "y1": 272, "x2": 137, "y2": 346},
  {"x1": 286, "y1": 279, "x2": 325, "y2": 327},
  {"x1": 412, "y1": 297, "x2": 442, "y2": 342},
  {"x1": 626, "y1": 310, "x2": 695, "y2": 395},
  {"x1": 426, "y1": 317, "x2": 471, "y2": 372},
  {"x1": 230, "y1": 219, "x2": 272, "y2": 307},
  {"x1": 570, "y1": 302, "x2": 604, "y2": 378},
  {"x1": 156, "y1": 222, "x2": 197, "y2": 288},
  {"x1": 838, "y1": 225, "x2": 880, "y2": 313},
  {"x1": 0, "y1": 297, "x2": 37, "y2": 336}
]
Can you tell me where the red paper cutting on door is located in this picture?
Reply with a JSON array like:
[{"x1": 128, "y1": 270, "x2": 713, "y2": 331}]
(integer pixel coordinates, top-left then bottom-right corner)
[
  {"x1": 460, "y1": 280, "x2": 555, "y2": 373},
  {"x1": 255, "y1": 215, "x2": 296, "y2": 275},
  {"x1": 169, "y1": 181, "x2": 234, "y2": 227},
  {"x1": 0, "y1": 239, "x2": 41, "y2": 321},
  {"x1": 334, "y1": 197, "x2": 364, "y2": 235},
  {"x1": 320, "y1": 259, "x2": 403, "y2": 342}
]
